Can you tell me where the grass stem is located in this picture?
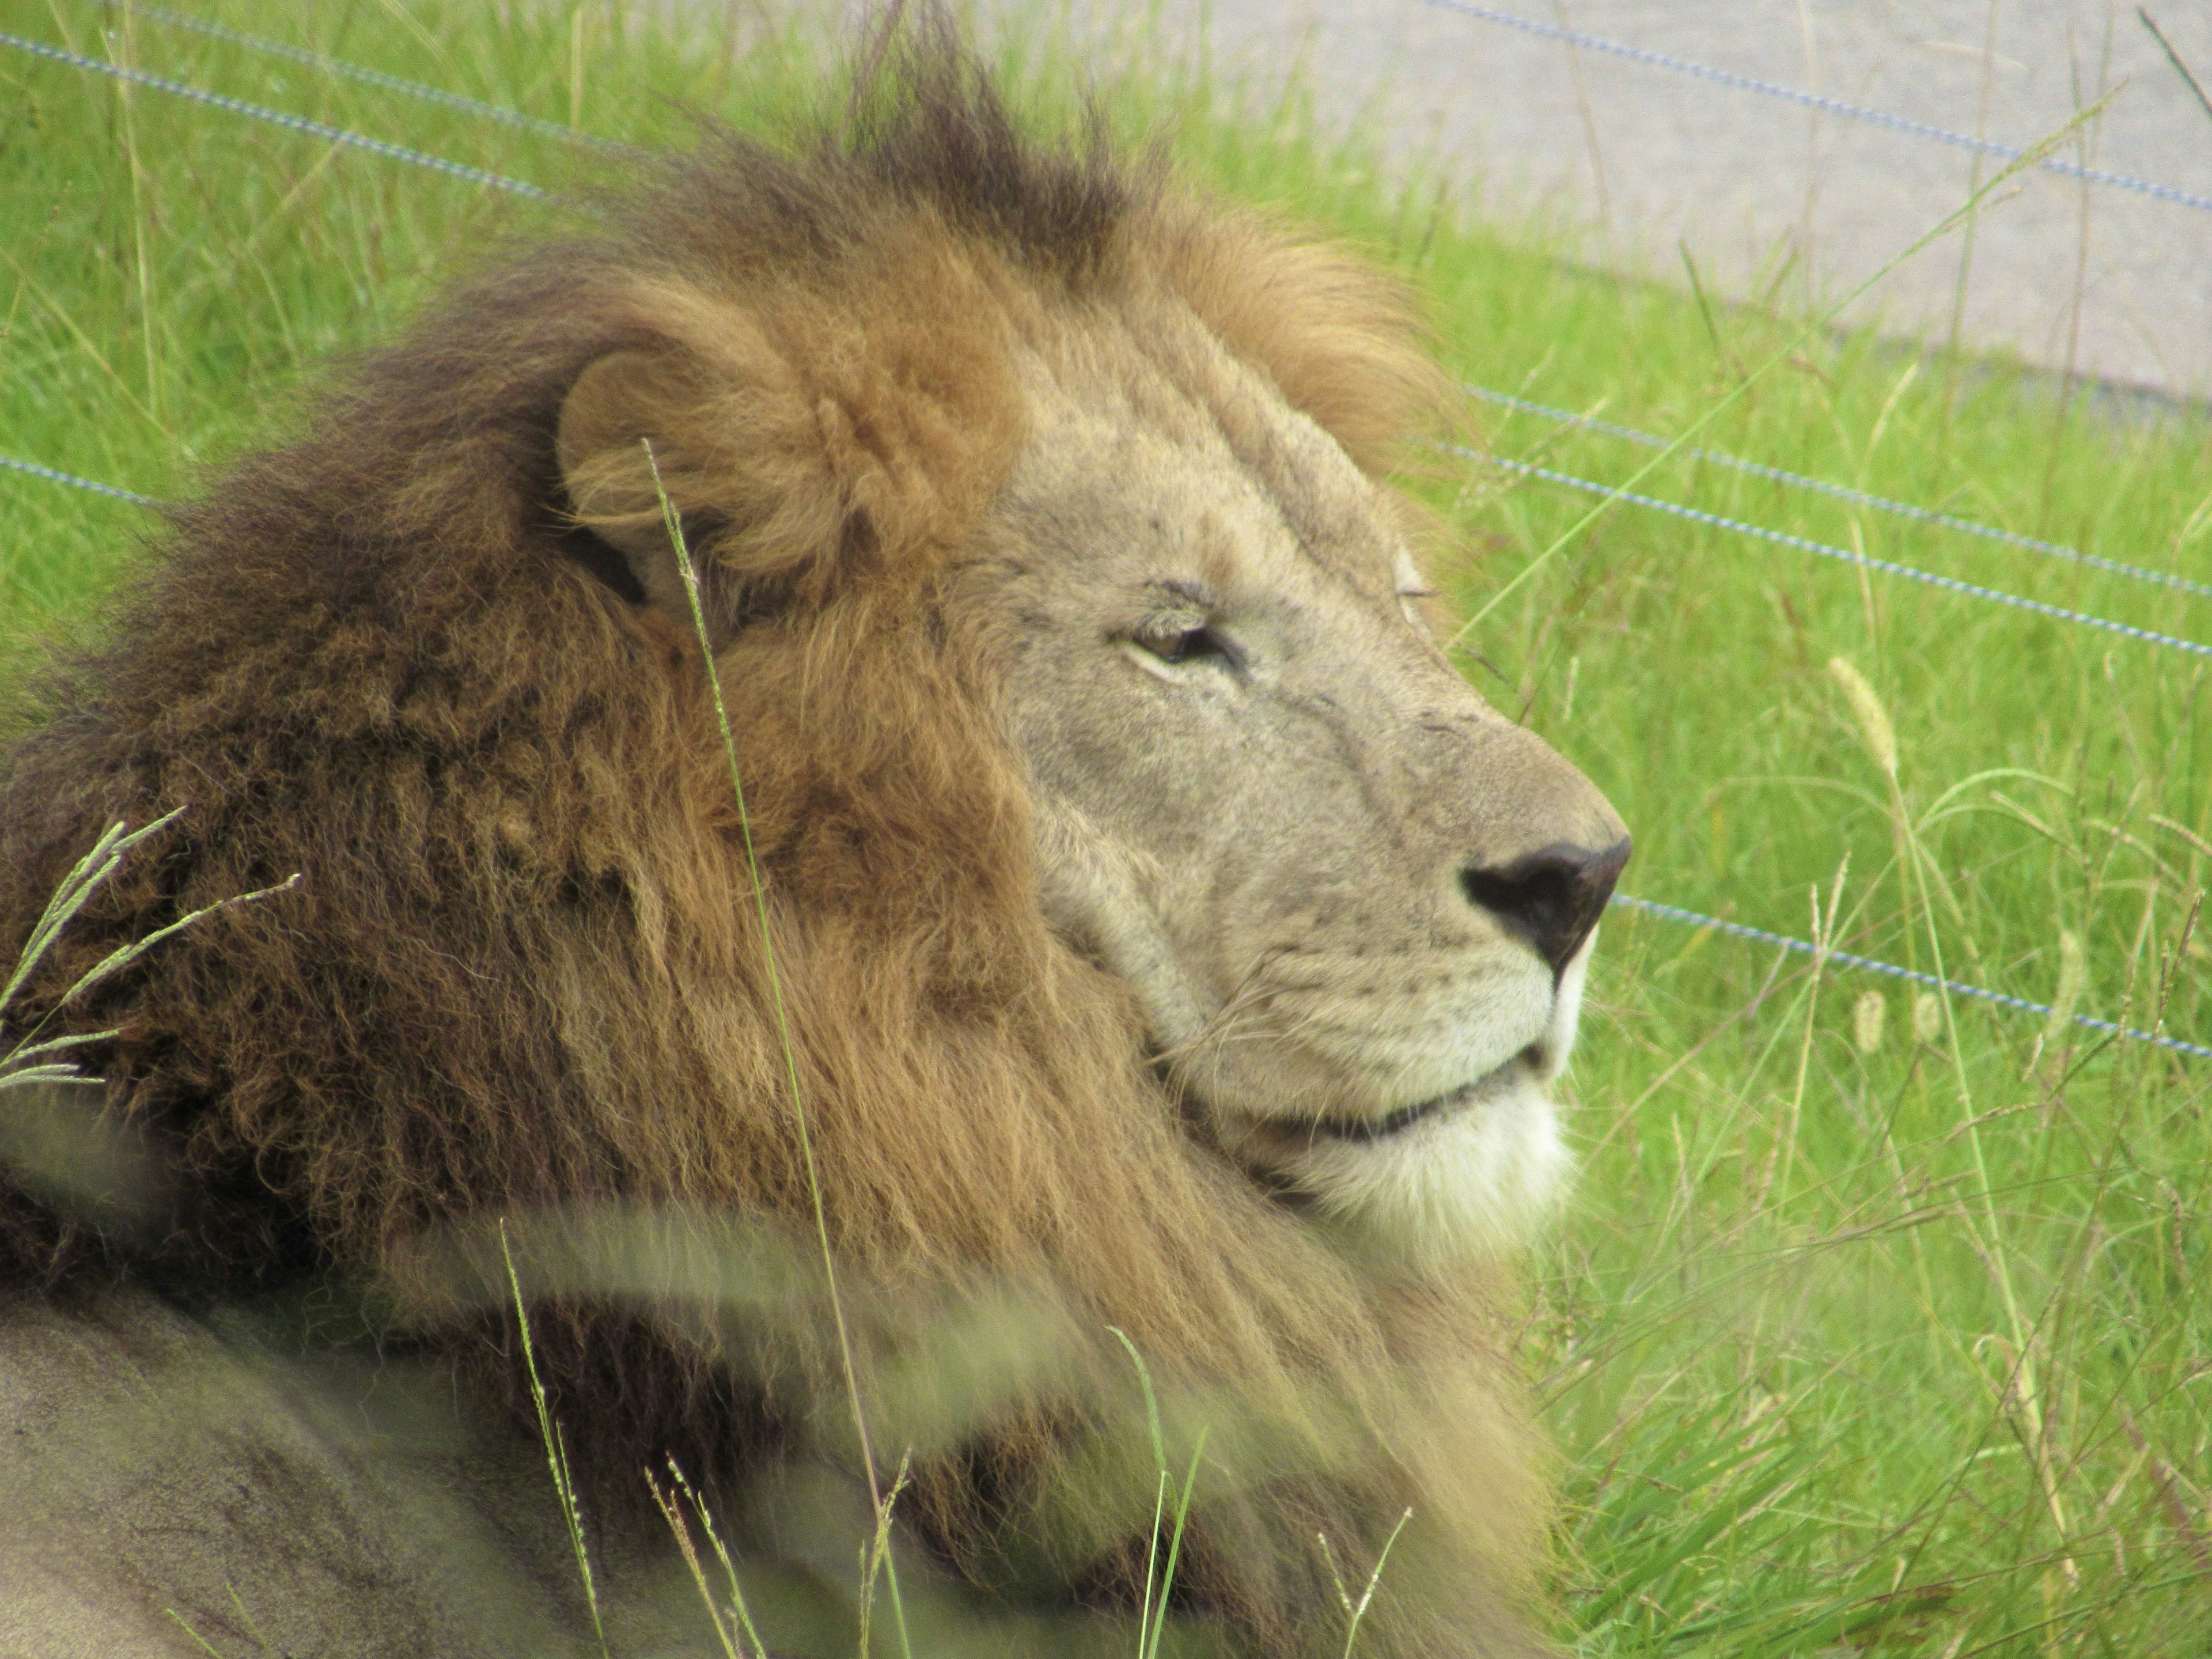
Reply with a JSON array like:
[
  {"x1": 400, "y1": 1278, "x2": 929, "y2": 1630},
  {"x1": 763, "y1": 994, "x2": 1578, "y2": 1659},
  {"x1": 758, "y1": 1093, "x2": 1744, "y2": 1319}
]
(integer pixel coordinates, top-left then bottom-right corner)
[{"x1": 643, "y1": 440, "x2": 912, "y2": 1659}]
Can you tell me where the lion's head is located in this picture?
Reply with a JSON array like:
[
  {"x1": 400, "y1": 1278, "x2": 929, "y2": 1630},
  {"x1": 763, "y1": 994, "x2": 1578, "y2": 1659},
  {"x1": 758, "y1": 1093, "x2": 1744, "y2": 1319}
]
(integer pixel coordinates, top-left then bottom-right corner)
[
  {"x1": 0, "y1": 25, "x2": 1623, "y2": 1658},
  {"x1": 554, "y1": 117, "x2": 1628, "y2": 1278}
]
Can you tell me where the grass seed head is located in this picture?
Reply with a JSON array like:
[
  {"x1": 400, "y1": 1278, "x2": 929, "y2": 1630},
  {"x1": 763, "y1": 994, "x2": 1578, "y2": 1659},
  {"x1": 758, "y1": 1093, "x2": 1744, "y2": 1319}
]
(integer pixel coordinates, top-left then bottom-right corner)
[
  {"x1": 1852, "y1": 989, "x2": 1887, "y2": 1055},
  {"x1": 1827, "y1": 656, "x2": 1897, "y2": 779},
  {"x1": 2042, "y1": 929, "x2": 2087, "y2": 1044}
]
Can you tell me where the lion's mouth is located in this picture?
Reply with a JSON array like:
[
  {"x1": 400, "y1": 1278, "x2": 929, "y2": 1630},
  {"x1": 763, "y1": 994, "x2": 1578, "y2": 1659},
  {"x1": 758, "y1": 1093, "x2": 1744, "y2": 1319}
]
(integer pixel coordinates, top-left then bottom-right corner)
[{"x1": 1297, "y1": 1045, "x2": 1547, "y2": 1145}]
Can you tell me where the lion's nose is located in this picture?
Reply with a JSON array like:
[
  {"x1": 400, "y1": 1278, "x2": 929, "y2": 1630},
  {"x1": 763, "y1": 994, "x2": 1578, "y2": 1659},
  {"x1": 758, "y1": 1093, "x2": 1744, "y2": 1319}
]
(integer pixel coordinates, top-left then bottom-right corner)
[{"x1": 1460, "y1": 838, "x2": 1632, "y2": 978}]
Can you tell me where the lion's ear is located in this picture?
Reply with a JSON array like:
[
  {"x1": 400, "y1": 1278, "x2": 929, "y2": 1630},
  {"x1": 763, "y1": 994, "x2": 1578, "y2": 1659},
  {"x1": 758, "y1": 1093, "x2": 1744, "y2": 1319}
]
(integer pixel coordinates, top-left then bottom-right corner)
[
  {"x1": 556, "y1": 346, "x2": 729, "y2": 641},
  {"x1": 556, "y1": 269, "x2": 1023, "y2": 644},
  {"x1": 556, "y1": 319, "x2": 836, "y2": 648}
]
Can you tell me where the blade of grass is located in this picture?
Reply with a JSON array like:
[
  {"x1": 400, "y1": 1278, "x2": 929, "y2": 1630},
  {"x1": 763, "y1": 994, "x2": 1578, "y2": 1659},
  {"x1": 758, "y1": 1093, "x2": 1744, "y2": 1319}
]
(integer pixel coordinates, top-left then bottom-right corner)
[
  {"x1": 643, "y1": 440, "x2": 912, "y2": 1659},
  {"x1": 2137, "y1": 9, "x2": 2212, "y2": 128},
  {"x1": 1339, "y1": 1507, "x2": 1414, "y2": 1658},
  {"x1": 649, "y1": 1457, "x2": 768, "y2": 1659},
  {"x1": 1109, "y1": 1325, "x2": 1173, "y2": 1654},
  {"x1": 499, "y1": 1219, "x2": 609, "y2": 1659},
  {"x1": 675, "y1": 1458, "x2": 774, "y2": 1658},
  {"x1": 0, "y1": 810, "x2": 181, "y2": 1015},
  {"x1": 857, "y1": 1450, "x2": 915, "y2": 1659},
  {"x1": 1146, "y1": 1425, "x2": 1209, "y2": 1659}
]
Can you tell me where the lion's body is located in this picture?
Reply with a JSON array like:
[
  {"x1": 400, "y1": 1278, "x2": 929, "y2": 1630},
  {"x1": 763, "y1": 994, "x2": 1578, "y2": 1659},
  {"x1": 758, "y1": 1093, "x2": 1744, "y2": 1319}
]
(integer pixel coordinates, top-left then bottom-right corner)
[
  {"x1": 0, "y1": 1289, "x2": 622, "y2": 1658},
  {"x1": 0, "y1": 26, "x2": 1625, "y2": 1658}
]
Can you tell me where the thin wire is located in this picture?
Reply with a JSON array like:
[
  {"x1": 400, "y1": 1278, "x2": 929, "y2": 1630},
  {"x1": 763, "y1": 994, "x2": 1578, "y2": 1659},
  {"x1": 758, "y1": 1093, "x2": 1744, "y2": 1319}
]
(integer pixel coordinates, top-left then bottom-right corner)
[
  {"x1": 1612, "y1": 893, "x2": 2212, "y2": 1061},
  {"x1": 1467, "y1": 385, "x2": 2212, "y2": 602},
  {"x1": 0, "y1": 453, "x2": 154, "y2": 506},
  {"x1": 1464, "y1": 449, "x2": 2212, "y2": 660},
  {"x1": 0, "y1": 30, "x2": 550, "y2": 198},
  {"x1": 114, "y1": 3, "x2": 642, "y2": 154},
  {"x1": 1420, "y1": 1, "x2": 2212, "y2": 215}
]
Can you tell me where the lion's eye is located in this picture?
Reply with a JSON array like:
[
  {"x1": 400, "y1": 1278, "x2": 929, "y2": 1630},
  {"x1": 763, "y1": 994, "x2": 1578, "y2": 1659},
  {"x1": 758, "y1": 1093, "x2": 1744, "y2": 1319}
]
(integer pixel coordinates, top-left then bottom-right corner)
[{"x1": 1134, "y1": 622, "x2": 1228, "y2": 666}]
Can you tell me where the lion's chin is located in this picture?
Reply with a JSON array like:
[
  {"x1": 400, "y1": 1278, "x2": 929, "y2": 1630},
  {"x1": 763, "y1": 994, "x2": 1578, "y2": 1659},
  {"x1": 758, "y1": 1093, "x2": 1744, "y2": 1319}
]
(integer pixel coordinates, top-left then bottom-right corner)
[
  {"x1": 1230, "y1": 1065, "x2": 1573, "y2": 1272},
  {"x1": 1209, "y1": 934, "x2": 1596, "y2": 1271},
  {"x1": 1304, "y1": 1077, "x2": 1571, "y2": 1269}
]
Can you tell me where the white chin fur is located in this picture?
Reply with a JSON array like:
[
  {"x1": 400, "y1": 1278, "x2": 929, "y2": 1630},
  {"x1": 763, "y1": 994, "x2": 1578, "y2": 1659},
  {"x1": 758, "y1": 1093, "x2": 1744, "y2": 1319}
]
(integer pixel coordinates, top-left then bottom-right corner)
[{"x1": 1291, "y1": 1079, "x2": 1573, "y2": 1271}]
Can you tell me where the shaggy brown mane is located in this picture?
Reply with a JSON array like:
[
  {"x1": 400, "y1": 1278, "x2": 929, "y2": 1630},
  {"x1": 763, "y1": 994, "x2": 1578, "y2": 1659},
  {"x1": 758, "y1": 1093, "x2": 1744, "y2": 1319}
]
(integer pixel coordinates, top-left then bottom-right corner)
[{"x1": 0, "y1": 20, "x2": 1549, "y2": 1657}]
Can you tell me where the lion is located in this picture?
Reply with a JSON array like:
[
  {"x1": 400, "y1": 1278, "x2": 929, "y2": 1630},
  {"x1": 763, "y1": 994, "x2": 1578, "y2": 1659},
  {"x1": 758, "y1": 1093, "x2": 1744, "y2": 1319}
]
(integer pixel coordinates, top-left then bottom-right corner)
[{"x1": 0, "y1": 23, "x2": 1627, "y2": 1659}]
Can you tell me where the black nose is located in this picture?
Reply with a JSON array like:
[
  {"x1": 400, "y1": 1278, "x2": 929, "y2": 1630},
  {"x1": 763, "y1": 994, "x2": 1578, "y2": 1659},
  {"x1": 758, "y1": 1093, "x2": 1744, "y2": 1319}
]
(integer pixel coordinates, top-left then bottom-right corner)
[{"x1": 1461, "y1": 838, "x2": 1632, "y2": 978}]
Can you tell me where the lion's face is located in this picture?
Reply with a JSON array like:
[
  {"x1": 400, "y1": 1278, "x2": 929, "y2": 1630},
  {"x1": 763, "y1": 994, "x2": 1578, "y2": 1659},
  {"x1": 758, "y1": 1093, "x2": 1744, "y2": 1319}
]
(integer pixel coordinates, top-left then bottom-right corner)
[
  {"x1": 551, "y1": 218, "x2": 1626, "y2": 1273},
  {"x1": 981, "y1": 325, "x2": 1628, "y2": 1267}
]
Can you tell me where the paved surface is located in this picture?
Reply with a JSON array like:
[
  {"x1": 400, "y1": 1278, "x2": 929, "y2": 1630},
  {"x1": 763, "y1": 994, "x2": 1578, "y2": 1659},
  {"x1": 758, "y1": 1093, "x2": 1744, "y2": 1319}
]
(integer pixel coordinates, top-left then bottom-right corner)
[{"x1": 940, "y1": 1, "x2": 2212, "y2": 402}]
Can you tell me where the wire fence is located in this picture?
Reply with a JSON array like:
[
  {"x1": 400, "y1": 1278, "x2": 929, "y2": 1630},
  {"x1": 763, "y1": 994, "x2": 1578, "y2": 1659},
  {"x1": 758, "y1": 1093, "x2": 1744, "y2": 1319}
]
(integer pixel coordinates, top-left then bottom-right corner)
[
  {"x1": 1466, "y1": 450, "x2": 2212, "y2": 661},
  {"x1": 1466, "y1": 386, "x2": 2212, "y2": 603},
  {"x1": 7, "y1": 20, "x2": 2196, "y2": 662},
  {"x1": 0, "y1": 453, "x2": 155, "y2": 507},
  {"x1": 1419, "y1": 1, "x2": 2212, "y2": 215},
  {"x1": 112, "y1": 2, "x2": 642, "y2": 154},
  {"x1": 1, "y1": 15, "x2": 2205, "y2": 1065},
  {"x1": 0, "y1": 30, "x2": 550, "y2": 198},
  {"x1": 1611, "y1": 895, "x2": 2212, "y2": 1063}
]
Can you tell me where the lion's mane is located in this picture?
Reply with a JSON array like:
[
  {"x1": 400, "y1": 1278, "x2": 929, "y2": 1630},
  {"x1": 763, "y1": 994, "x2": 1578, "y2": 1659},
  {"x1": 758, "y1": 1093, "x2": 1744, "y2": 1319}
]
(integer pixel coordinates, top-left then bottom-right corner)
[{"x1": 0, "y1": 29, "x2": 1551, "y2": 1657}]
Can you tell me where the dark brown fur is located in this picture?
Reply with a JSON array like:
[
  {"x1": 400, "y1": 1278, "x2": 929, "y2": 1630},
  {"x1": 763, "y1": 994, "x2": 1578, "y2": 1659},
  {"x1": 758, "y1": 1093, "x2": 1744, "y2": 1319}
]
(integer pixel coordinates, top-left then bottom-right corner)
[{"x1": 0, "y1": 25, "x2": 1552, "y2": 1657}]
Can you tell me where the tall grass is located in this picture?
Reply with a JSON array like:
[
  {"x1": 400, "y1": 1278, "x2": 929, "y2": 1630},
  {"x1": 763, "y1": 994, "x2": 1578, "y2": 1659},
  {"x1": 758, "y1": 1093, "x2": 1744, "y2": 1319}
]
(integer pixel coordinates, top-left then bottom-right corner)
[{"x1": 1, "y1": 3, "x2": 2205, "y2": 1653}]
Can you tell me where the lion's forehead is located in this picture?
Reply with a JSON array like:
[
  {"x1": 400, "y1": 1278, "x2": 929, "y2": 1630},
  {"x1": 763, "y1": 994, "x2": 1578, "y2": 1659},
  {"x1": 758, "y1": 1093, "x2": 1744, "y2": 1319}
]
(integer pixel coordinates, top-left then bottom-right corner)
[{"x1": 1003, "y1": 324, "x2": 1406, "y2": 609}]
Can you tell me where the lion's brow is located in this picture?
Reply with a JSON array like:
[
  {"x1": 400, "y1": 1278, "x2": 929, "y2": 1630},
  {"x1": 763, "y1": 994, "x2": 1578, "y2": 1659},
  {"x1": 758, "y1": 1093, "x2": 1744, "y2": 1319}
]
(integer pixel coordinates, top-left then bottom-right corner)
[{"x1": 1147, "y1": 577, "x2": 1216, "y2": 608}]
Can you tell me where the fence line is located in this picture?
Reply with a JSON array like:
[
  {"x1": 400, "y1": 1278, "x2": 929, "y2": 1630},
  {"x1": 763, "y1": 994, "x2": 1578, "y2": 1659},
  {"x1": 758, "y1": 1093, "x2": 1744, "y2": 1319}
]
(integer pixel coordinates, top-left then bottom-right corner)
[
  {"x1": 43, "y1": 3, "x2": 2212, "y2": 218},
  {"x1": 0, "y1": 31, "x2": 550, "y2": 199},
  {"x1": 68, "y1": 14, "x2": 2197, "y2": 624},
  {"x1": 1468, "y1": 387, "x2": 2212, "y2": 603},
  {"x1": 109, "y1": 3, "x2": 641, "y2": 154},
  {"x1": 0, "y1": 453, "x2": 154, "y2": 507},
  {"x1": 1612, "y1": 895, "x2": 2212, "y2": 1062},
  {"x1": 1419, "y1": 1, "x2": 2212, "y2": 216},
  {"x1": 39, "y1": 0, "x2": 2209, "y2": 622},
  {"x1": 1468, "y1": 449, "x2": 2212, "y2": 660}
]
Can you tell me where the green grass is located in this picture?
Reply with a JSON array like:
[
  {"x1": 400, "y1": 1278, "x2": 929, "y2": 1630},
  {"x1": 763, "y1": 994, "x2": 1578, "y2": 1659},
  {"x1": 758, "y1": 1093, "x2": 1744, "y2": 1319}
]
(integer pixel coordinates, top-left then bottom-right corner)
[{"x1": 3, "y1": 2, "x2": 2208, "y2": 1654}]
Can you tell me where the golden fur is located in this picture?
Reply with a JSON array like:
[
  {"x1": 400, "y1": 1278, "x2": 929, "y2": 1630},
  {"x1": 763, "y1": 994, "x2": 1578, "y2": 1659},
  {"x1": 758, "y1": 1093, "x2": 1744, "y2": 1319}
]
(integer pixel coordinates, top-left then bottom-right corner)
[{"x1": 0, "y1": 27, "x2": 1555, "y2": 1657}]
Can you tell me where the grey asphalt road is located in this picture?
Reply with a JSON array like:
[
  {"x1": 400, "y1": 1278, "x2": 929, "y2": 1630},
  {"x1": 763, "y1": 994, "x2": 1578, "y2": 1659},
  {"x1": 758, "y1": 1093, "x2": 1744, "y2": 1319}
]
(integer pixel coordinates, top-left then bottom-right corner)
[{"x1": 937, "y1": 1, "x2": 2212, "y2": 402}]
